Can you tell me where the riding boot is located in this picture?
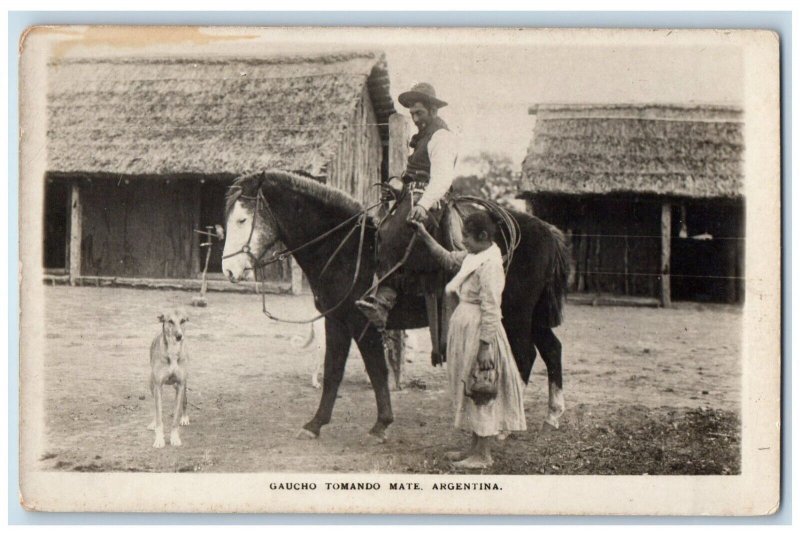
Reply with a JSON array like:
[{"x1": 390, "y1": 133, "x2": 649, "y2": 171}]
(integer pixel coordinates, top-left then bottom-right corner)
[{"x1": 355, "y1": 286, "x2": 397, "y2": 331}]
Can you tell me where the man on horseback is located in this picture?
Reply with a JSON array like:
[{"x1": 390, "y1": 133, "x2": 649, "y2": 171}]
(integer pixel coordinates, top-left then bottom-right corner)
[{"x1": 355, "y1": 82, "x2": 459, "y2": 333}]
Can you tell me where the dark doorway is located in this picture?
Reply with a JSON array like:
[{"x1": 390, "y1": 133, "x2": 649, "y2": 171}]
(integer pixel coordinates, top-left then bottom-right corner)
[
  {"x1": 44, "y1": 180, "x2": 69, "y2": 271},
  {"x1": 198, "y1": 181, "x2": 230, "y2": 277},
  {"x1": 670, "y1": 201, "x2": 744, "y2": 303}
]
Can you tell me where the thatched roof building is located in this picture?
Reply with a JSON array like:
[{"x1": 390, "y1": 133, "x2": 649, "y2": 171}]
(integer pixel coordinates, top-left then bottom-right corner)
[
  {"x1": 521, "y1": 103, "x2": 744, "y2": 199},
  {"x1": 44, "y1": 51, "x2": 397, "y2": 287},
  {"x1": 48, "y1": 51, "x2": 395, "y2": 178},
  {"x1": 521, "y1": 103, "x2": 745, "y2": 305}
]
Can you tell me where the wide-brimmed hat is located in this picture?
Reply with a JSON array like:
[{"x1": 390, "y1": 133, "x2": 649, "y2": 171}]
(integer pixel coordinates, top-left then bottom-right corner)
[{"x1": 398, "y1": 82, "x2": 448, "y2": 109}]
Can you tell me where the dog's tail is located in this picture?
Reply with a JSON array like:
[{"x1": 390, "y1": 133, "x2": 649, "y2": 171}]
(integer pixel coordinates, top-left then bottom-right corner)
[{"x1": 291, "y1": 323, "x2": 316, "y2": 349}]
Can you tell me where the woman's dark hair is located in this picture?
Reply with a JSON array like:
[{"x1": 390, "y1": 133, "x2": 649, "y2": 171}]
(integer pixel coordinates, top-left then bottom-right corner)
[{"x1": 463, "y1": 211, "x2": 497, "y2": 241}]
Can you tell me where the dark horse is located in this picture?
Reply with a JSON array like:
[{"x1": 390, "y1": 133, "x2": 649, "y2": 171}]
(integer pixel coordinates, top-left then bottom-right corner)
[{"x1": 222, "y1": 170, "x2": 569, "y2": 441}]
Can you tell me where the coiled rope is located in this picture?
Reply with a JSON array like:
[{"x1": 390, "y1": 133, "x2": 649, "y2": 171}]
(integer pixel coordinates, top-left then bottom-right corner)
[{"x1": 454, "y1": 196, "x2": 522, "y2": 273}]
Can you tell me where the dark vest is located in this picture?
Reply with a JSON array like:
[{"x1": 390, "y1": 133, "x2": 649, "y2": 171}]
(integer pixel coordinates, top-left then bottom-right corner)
[{"x1": 404, "y1": 117, "x2": 449, "y2": 183}]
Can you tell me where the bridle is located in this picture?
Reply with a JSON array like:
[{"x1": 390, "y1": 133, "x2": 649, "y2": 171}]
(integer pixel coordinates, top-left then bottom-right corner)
[
  {"x1": 221, "y1": 188, "x2": 282, "y2": 271},
  {"x1": 223, "y1": 182, "x2": 384, "y2": 325}
]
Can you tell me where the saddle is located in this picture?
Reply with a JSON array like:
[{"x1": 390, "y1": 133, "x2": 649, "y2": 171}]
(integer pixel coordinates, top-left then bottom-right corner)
[
  {"x1": 377, "y1": 188, "x2": 454, "y2": 271},
  {"x1": 376, "y1": 188, "x2": 472, "y2": 366}
]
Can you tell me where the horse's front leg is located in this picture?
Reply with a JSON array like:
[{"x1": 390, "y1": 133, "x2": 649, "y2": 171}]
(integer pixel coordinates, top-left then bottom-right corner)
[
  {"x1": 354, "y1": 324, "x2": 394, "y2": 443},
  {"x1": 298, "y1": 316, "x2": 351, "y2": 439},
  {"x1": 534, "y1": 327, "x2": 565, "y2": 430}
]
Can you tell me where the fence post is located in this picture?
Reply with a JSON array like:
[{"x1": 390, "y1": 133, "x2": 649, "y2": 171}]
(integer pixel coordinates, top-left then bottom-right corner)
[
  {"x1": 660, "y1": 202, "x2": 672, "y2": 307},
  {"x1": 290, "y1": 257, "x2": 303, "y2": 295},
  {"x1": 68, "y1": 182, "x2": 82, "y2": 286}
]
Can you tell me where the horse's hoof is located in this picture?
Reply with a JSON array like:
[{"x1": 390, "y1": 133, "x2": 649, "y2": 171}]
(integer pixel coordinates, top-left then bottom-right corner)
[
  {"x1": 367, "y1": 432, "x2": 386, "y2": 445},
  {"x1": 541, "y1": 420, "x2": 560, "y2": 433},
  {"x1": 296, "y1": 428, "x2": 319, "y2": 440}
]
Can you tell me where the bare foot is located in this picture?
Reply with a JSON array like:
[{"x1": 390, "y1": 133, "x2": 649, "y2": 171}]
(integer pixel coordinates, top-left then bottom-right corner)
[
  {"x1": 444, "y1": 450, "x2": 468, "y2": 461},
  {"x1": 453, "y1": 456, "x2": 493, "y2": 469}
]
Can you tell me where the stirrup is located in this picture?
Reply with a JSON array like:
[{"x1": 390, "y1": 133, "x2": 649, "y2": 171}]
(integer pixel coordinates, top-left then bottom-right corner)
[{"x1": 355, "y1": 299, "x2": 389, "y2": 330}]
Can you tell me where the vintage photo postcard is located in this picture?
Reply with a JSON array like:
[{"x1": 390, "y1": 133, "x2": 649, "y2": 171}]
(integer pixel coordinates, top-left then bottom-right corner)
[{"x1": 18, "y1": 26, "x2": 781, "y2": 515}]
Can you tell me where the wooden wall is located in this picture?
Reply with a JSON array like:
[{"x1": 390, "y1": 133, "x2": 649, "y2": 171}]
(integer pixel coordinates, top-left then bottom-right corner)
[
  {"x1": 531, "y1": 195, "x2": 662, "y2": 297},
  {"x1": 328, "y1": 85, "x2": 383, "y2": 210},
  {"x1": 528, "y1": 194, "x2": 744, "y2": 303},
  {"x1": 79, "y1": 178, "x2": 197, "y2": 278},
  {"x1": 67, "y1": 176, "x2": 292, "y2": 283}
]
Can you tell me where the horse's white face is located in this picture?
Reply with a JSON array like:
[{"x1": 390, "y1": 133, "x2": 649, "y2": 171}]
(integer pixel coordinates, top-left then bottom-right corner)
[{"x1": 222, "y1": 199, "x2": 279, "y2": 283}]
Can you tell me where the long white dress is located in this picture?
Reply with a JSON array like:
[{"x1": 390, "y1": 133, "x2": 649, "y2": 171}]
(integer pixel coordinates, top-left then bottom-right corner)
[{"x1": 439, "y1": 244, "x2": 527, "y2": 437}]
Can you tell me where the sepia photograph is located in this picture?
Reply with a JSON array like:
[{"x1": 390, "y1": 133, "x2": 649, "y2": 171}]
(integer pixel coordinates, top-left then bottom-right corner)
[{"x1": 18, "y1": 25, "x2": 781, "y2": 515}]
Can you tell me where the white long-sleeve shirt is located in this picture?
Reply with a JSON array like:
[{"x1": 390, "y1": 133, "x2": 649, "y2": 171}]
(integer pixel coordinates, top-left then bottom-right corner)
[{"x1": 416, "y1": 128, "x2": 458, "y2": 211}]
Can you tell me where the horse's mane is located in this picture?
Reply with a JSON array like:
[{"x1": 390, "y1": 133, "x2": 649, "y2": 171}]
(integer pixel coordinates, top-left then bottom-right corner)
[{"x1": 225, "y1": 170, "x2": 364, "y2": 219}]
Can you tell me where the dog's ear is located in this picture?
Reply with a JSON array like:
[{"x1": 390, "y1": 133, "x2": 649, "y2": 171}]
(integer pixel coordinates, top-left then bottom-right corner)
[
  {"x1": 182, "y1": 314, "x2": 190, "y2": 323},
  {"x1": 157, "y1": 313, "x2": 166, "y2": 323}
]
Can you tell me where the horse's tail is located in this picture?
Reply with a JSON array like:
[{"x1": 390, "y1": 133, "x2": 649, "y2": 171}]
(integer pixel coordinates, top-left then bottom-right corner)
[
  {"x1": 291, "y1": 322, "x2": 317, "y2": 349},
  {"x1": 534, "y1": 222, "x2": 570, "y2": 328}
]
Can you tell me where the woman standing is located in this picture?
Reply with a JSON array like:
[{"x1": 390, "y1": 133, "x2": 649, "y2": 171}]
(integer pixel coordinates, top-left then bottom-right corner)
[{"x1": 412, "y1": 212, "x2": 526, "y2": 469}]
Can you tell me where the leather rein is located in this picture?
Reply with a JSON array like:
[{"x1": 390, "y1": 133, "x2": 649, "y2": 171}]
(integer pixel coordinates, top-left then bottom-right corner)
[{"x1": 223, "y1": 185, "x2": 382, "y2": 324}]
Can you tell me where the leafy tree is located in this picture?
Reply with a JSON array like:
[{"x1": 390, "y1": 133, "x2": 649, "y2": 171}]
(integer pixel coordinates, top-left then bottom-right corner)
[{"x1": 452, "y1": 152, "x2": 523, "y2": 208}]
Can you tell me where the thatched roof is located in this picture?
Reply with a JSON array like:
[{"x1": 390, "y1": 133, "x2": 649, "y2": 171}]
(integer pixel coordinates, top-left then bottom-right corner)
[
  {"x1": 47, "y1": 52, "x2": 395, "y2": 177},
  {"x1": 521, "y1": 104, "x2": 744, "y2": 199}
]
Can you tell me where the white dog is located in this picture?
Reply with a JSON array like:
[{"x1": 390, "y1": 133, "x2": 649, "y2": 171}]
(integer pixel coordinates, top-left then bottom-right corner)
[
  {"x1": 291, "y1": 318, "x2": 327, "y2": 389},
  {"x1": 148, "y1": 309, "x2": 190, "y2": 448}
]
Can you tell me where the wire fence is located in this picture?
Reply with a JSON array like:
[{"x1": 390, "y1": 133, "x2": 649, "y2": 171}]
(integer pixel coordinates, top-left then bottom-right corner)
[
  {"x1": 578, "y1": 270, "x2": 746, "y2": 281},
  {"x1": 566, "y1": 233, "x2": 745, "y2": 241}
]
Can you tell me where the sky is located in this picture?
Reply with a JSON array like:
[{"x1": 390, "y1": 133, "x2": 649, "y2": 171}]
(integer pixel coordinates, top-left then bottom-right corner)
[
  {"x1": 384, "y1": 42, "x2": 743, "y2": 173},
  {"x1": 48, "y1": 27, "x2": 744, "y2": 174}
]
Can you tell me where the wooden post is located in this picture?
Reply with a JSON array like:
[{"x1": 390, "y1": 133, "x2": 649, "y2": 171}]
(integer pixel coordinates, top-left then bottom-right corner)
[
  {"x1": 68, "y1": 182, "x2": 82, "y2": 286},
  {"x1": 593, "y1": 237, "x2": 601, "y2": 293},
  {"x1": 388, "y1": 113, "x2": 410, "y2": 179},
  {"x1": 576, "y1": 231, "x2": 587, "y2": 292},
  {"x1": 726, "y1": 240, "x2": 737, "y2": 304},
  {"x1": 736, "y1": 213, "x2": 745, "y2": 303},
  {"x1": 191, "y1": 182, "x2": 202, "y2": 276},
  {"x1": 565, "y1": 229, "x2": 576, "y2": 290},
  {"x1": 660, "y1": 202, "x2": 672, "y2": 307},
  {"x1": 623, "y1": 234, "x2": 630, "y2": 295},
  {"x1": 290, "y1": 257, "x2": 303, "y2": 295},
  {"x1": 384, "y1": 113, "x2": 412, "y2": 385}
]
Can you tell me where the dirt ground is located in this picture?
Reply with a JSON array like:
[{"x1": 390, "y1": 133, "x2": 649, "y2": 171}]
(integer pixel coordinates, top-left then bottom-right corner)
[{"x1": 38, "y1": 285, "x2": 741, "y2": 475}]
